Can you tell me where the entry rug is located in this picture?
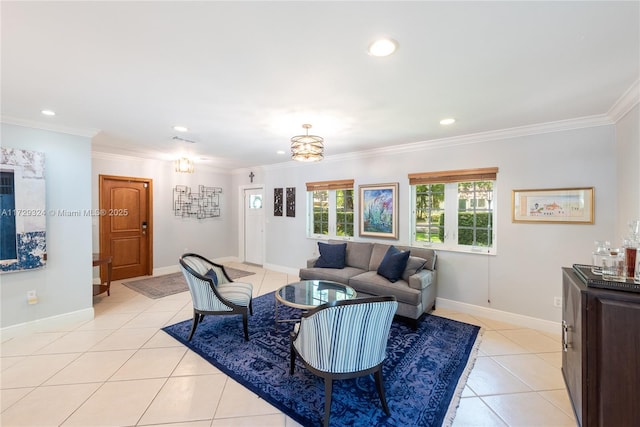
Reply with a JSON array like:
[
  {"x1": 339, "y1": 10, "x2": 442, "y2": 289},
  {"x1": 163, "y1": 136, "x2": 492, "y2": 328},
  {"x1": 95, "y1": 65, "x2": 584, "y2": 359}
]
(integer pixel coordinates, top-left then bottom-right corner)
[
  {"x1": 123, "y1": 267, "x2": 255, "y2": 299},
  {"x1": 163, "y1": 292, "x2": 481, "y2": 426}
]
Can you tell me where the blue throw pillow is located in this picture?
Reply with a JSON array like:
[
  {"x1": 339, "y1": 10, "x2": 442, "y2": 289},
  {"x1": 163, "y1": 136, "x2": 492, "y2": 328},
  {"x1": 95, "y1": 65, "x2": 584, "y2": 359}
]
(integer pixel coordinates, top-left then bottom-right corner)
[
  {"x1": 204, "y1": 268, "x2": 218, "y2": 286},
  {"x1": 314, "y1": 242, "x2": 347, "y2": 269},
  {"x1": 377, "y1": 246, "x2": 410, "y2": 282}
]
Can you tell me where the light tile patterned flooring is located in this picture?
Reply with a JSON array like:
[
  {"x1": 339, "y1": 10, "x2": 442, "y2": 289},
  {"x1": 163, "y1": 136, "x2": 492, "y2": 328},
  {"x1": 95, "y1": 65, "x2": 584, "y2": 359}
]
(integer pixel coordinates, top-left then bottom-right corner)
[{"x1": 1, "y1": 263, "x2": 577, "y2": 426}]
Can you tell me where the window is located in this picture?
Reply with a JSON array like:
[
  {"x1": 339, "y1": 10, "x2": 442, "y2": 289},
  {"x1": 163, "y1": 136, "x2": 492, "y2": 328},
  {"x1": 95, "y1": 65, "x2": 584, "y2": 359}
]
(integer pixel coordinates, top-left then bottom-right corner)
[
  {"x1": 409, "y1": 168, "x2": 498, "y2": 254},
  {"x1": 307, "y1": 180, "x2": 355, "y2": 239}
]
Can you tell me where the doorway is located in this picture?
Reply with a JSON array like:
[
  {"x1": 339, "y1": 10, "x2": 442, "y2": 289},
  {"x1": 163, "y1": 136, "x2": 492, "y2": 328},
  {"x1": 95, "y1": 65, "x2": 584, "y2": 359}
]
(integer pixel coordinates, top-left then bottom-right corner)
[
  {"x1": 99, "y1": 175, "x2": 153, "y2": 281},
  {"x1": 242, "y1": 186, "x2": 264, "y2": 265}
]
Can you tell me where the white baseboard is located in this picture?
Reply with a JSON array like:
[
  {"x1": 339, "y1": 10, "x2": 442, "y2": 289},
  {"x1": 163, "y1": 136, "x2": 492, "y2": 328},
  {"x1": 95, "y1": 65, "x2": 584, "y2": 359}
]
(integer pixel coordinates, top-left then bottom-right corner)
[
  {"x1": 263, "y1": 262, "x2": 300, "y2": 277},
  {"x1": 436, "y1": 297, "x2": 560, "y2": 335},
  {"x1": 153, "y1": 265, "x2": 180, "y2": 276},
  {"x1": 0, "y1": 308, "x2": 95, "y2": 340}
]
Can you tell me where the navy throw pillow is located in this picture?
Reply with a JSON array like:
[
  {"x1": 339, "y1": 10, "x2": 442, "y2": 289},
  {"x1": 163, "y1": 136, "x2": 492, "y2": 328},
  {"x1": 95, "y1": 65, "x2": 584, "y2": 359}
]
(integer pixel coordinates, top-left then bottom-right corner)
[
  {"x1": 204, "y1": 268, "x2": 219, "y2": 286},
  {"x1": 314, "y1": 242, "x2": 347, "y2": 269},
  {"x1": 377, "y1": 246, "x2": 410, "y2": 282}
]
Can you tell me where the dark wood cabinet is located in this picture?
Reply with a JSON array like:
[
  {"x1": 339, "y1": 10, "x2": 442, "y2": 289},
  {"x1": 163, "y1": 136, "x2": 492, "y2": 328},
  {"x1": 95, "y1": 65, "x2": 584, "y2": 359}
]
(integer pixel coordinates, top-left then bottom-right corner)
[{"x1": 562, "y1": 268, "x2": 640, "y2": 427}]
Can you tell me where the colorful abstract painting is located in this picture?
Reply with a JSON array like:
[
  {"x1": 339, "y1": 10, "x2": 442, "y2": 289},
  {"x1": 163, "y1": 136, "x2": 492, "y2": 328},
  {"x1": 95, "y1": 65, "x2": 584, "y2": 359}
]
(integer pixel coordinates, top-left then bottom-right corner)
[{"x1": 359, "y1": 183, "x2": 398, "y2": 238}]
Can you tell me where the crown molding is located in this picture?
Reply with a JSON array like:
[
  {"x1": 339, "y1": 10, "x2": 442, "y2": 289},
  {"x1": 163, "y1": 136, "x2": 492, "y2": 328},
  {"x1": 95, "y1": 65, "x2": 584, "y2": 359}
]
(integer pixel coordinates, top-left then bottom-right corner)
[
  {"x1": 329, "y1": 114, "x2": 614, "y2": 162},
  {"x1": 607, "y1": 79, "x2": 640, "y2": 122},
  {"x1": 1, "y1": 115, "x2": 99, "y2": 138}
]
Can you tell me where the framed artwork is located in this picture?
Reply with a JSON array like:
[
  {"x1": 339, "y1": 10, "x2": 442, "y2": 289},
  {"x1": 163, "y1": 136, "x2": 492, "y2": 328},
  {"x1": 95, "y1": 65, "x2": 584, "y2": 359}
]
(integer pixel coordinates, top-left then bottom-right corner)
[
  {"x1": 359, "y1": 182, "x2": 399, "y2": 239},
  {"x1": 274, "y1": 188, "x2": 283, "y2": 216},
  {"x1": 286, "y1": 187, "x2": 295, "y2": 217},
  {"x1": 0, "y1": 148, "x2": 47, "y2": 272},
  {"x1": 512, "y1": 187, "x2": 594, "y2": 224}
]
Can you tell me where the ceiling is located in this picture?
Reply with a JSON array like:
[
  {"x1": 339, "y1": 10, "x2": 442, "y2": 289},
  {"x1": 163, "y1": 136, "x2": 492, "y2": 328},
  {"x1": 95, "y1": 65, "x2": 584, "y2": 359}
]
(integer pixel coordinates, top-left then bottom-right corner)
[{"x1": 2, "y1": 1, "x2": 639, "y2": 170}]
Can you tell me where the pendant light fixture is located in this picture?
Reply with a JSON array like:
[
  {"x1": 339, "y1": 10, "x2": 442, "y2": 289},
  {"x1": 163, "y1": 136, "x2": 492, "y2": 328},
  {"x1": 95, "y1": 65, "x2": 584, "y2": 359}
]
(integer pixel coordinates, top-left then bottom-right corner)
[
  {"x1": 175, "y1": 157, "x2": 195, "y2": 173},
  {"x1": 290, "y1": 124, "x2": 324, "y2": 162}
]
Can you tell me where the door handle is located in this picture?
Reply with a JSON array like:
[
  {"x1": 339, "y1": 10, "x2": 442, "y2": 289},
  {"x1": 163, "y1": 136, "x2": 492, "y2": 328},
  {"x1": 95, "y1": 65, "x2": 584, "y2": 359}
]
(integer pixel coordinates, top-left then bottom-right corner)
[{"x1": 142, "y1": 221, "x2": 147, "y2": 235}]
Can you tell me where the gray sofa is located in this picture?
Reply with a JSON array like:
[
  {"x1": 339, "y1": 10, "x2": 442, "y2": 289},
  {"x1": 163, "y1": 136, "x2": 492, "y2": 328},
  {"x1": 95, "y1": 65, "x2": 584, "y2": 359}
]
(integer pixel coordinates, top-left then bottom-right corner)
[{"x1": 299, "y1": 240, "x2": 437, "y2": 327}]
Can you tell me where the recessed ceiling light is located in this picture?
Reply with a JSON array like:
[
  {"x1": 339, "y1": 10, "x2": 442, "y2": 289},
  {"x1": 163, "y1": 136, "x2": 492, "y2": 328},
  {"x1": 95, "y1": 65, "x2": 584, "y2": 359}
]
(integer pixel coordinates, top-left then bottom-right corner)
[
  {"x1": 440, "y1": 118, "x2": 456, "y2": 125},
  {"x1": 277, "y1": 150, "x2": 285, "y2": 155},
  {"x1": 41, "y1": 109, "x2": 55, "y2": 116},
  {"x1": 368, "y1": 38, "x2": 398, "y2": 57},
  {"x1": 173, "y1": 125, "x2": 189, "y2": 132}
]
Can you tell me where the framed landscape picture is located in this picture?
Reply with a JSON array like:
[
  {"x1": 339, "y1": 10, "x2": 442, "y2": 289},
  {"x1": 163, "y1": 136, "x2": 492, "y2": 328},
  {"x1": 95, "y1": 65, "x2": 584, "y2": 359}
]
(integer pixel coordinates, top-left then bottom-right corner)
[
  {"x1": 512, "y1": 187, "x2": 594, "y2": 224},
  {"x1": 359, "y1": 182, "x2": 399, "y2": 239}
]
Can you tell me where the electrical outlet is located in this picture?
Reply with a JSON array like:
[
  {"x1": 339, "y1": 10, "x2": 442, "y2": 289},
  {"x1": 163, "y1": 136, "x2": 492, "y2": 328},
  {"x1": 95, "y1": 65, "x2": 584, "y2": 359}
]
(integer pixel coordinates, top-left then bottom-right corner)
[
  {"x1": 553, "y1": 296, "x2": 562, "y2": 308},
  {"x1": 27, "y1": 290, "x2": 38, "y2": 305}
]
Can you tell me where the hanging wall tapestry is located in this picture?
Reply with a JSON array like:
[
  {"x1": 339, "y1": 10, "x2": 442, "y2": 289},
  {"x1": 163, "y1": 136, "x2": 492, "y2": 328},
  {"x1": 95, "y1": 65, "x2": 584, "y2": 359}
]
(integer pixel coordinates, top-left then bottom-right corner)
[
  {"x1": 0, "y1": 148, "x2": 47, "y2": 272},
  {"x1": 173, "y1": 185, "x2": 222, "y2": 219},
  {"x1": 286, "y1": 187, "x2": 296, "y2": 217}
]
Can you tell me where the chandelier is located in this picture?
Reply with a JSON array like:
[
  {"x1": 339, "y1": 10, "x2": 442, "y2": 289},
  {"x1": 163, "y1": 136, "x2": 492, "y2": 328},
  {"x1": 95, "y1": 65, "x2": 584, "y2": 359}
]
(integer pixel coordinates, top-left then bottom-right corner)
[
  {"x1": 175, "y1": 157, "x2": 194, "y2": 173},
  {"x1": 291, "y1": 124, "x2": 324, "y2": 162}
]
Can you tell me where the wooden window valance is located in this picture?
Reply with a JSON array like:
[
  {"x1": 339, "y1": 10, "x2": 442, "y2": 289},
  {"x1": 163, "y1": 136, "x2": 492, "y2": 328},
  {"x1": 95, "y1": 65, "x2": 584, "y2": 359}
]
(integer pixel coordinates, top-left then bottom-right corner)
[
  {"x1": 408, "y1": 167, "x2": 498, "y2": 185},
  {"x1": 305, "y1": 179, "x2": 355, "y2": 191}
]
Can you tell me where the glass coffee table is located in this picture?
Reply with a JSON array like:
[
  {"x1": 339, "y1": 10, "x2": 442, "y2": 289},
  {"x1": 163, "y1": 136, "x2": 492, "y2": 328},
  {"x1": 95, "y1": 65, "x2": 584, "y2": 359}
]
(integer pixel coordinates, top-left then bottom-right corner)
[{"x1": 274, "y1": 280, "x2": 357, "y2": 324}]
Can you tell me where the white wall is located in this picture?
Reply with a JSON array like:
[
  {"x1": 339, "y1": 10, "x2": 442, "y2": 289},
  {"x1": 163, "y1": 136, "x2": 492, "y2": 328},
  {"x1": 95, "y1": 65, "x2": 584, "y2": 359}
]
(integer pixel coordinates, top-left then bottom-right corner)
[
  {"x1": 91, "y1": 152, "x2": 235, "y2": 274},
  {"x1": 256, "y1": 124, "x2": 617, "y2": 323},
  {"x1": 1, "y1": 124, "x2": 93, "y2": 331},
  {"x1": 615, "y1": 103, "x2": 640, "y2": 242}
]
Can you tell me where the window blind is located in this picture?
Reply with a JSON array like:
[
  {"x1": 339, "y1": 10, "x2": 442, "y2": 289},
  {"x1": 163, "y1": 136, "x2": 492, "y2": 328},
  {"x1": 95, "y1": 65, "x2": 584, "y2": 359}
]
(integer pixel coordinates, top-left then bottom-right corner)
[
  {"x1": 305, "y1": 179, "x2": 354, "y2": 191},
  {"x1": 408, "y1": 167, "x2": 498, "y2": 185}
]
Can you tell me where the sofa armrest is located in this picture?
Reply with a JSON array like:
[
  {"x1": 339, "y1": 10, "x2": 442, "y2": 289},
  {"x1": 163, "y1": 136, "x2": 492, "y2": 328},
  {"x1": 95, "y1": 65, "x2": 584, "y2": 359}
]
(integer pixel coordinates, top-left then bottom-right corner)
[
  {"x1": 408, "y1": 269, "x2": 435, "y2": 291},
  {"x1": 306, "y1": 257, "x2": 319, "y2": 268}
]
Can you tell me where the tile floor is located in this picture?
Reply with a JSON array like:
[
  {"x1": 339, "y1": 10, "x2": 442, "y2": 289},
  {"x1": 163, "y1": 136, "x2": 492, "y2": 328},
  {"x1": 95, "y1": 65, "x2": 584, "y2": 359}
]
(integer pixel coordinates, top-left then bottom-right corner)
[{"x1": 1, "y1": 263, "x2": 577, "y2": 426}]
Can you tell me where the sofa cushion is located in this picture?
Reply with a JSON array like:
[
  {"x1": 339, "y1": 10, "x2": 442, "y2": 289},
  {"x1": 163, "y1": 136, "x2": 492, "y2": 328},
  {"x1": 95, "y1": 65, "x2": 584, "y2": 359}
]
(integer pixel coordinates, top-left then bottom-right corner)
[
  {"x1": 299, "y1": 266, "x2": 366, "y2": 285},
  {"x1": 402, "y1": 256, "x2": 427, "y2": 282},
  {"x1": 377, "y1": 246, "x2": 410, "y2": 282},
  {"x1": 330, "y1": 240, "x2": 373, "y2": 271},
  {"x1": 314, "y1": 242, "x2": 346, "y2": 268},
  {"x1": 398, "y1": 245, "x2": 437, "y2": 271},
  {"x1": 369, "y1": 243, "x2": 391, "y2": 271},
  {"x1": 349, "y1": 271, "x2": 421, "y2": 306}
]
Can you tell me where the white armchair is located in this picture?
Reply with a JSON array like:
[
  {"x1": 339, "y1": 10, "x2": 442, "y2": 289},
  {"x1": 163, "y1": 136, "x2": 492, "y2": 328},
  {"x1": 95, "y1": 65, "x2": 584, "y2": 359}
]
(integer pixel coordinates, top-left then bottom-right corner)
[
  {"x1": 289, "y1": 296, "x2": 398, "y2": 426},
  {"x1": 179, "y1": 253, "x2": 253, "y2": 341}
]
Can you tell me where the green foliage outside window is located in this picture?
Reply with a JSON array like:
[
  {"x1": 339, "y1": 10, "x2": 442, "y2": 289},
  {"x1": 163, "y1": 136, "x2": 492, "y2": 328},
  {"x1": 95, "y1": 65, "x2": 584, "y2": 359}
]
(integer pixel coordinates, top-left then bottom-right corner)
[{"x1": 438, "y1": 212, "x2": 493, "y2": 246}]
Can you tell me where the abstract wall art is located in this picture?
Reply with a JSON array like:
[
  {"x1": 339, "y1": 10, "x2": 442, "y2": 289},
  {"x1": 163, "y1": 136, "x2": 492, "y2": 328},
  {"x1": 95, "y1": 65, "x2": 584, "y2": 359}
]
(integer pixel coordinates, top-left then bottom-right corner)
[
  {"x1": 173, "y1": 185, "x2": 222, "y2": 219},
  {"x1": 0, "y1": 148, "x2": 47, "y2": 272},
  {"x1": 274, "y1": 188, "x2": 283, "y2": 216},
  {"x1": 359, "y1": 182, "x2": 399, "y2": 239},
  {"x1": 286, "y1": 187, "x2": 296, "y2": 217}
]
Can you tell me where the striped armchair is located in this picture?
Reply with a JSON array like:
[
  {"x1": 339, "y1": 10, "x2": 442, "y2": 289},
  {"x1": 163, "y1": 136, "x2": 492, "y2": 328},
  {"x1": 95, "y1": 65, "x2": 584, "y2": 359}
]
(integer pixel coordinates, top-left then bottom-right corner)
[
  {"x1": 179, "y1": 253, "x2": 253, "y2": 341},
  {"x1": 289, "y1": 296, "x2": 398, "y2": 427}
]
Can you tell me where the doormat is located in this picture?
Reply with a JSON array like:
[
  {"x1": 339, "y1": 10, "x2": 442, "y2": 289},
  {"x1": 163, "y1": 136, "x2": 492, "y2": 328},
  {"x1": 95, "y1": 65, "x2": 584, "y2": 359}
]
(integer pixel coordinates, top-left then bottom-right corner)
[{"x1": 123, "y1": 267, "x2": 255, "y2": 299}]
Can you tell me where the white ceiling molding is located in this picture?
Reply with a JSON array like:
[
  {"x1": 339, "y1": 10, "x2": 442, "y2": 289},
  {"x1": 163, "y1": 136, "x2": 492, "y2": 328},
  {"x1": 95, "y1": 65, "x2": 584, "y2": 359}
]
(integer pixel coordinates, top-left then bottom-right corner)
[
  {"x1": 313, "y1": 114, "x2": 614, "y2": 165},
  {"x1": 1, "y1": 115, "x2": 99, "y2": 138},
  {"x1": 607, "y1": 80, "x2": 640, "y2": 122}
]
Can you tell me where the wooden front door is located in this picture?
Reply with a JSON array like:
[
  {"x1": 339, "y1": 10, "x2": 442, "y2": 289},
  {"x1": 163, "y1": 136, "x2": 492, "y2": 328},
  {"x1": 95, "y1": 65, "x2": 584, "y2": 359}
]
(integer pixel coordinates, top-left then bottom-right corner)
[{"x1": 99, "y1": 175, "x2": 152, "y2": 281}]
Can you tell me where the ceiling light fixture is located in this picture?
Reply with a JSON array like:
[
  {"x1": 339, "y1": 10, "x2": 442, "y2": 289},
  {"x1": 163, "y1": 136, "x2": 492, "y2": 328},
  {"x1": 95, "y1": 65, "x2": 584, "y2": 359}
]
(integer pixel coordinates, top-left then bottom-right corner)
[
  {"x1": 41, "y1": 109, "x2": 55, "y2": 116},
  {"x1": 175, "y1": 157, "x2": 195, "y2": 173},
  {"x1": 440, "y1": 118, "x2": 456, "y2": 125},
  {"x1": 368, "y1": 38, "x2": 398, "y2": 57},
  {"x1": 291, "y1": 124, "x2": 324, "y2": 162},
  {"x1": 173, "y1": 125, "x2": 189, "y2": 132}
]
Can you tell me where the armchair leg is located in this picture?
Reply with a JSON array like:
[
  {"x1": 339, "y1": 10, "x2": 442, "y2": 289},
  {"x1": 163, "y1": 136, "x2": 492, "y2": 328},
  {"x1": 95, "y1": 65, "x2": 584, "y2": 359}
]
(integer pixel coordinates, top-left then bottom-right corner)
[
  {"x1": 187, "y1": 310, "x2": 199, "y2": 341},
  {"x1": 323, "y1": 379, "x2": 333, "y2": 427},
  {"x1": 289, "y1": 344, "x2": 296, "y2": 374},
  {"x1": 374, "y1": 368, "x2": 390, "y2": 416},
  {"x1": 242, "y1": 312, "x2": 249, "y2": 341}
]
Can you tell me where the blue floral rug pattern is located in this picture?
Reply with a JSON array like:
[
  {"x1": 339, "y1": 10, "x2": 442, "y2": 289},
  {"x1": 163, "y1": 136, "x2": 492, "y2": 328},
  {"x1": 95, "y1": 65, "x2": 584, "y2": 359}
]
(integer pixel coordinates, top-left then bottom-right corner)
[{"x1": 162, "y1": 292, "x2": 480, "y2": 427}]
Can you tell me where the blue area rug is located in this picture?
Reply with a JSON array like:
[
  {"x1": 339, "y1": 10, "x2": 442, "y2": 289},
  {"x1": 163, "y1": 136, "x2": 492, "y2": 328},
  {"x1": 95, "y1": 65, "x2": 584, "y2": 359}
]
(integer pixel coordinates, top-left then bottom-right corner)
[{"x1": 162, "y1": 292, "x2": 481, "y2": 426}]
